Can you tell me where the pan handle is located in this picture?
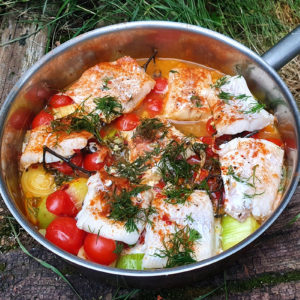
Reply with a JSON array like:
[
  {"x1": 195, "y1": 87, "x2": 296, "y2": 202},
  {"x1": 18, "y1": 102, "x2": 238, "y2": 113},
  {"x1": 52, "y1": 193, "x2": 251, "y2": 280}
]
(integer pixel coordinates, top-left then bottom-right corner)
[{"x1": 261, "y1": 25, "x2": 300, "y2": 70}]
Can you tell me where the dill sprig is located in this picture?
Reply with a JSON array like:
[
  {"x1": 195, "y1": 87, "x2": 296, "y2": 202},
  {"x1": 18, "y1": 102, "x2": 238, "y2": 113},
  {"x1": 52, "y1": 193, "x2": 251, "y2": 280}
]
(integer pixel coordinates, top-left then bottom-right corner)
[
  {"x1": 113, "y1": 146, "x2": 160, "y2": 183},
  {"x1": 218, "y1": 91, "x2": 232, "y2": 104},
  {"x1": 190, "y1": 95, "x2": 202, "y2": 108},
  {"x1": 158, "y1": 140, "x2": 194, "y2": 185},
  {"x1": 109, "y1": 185, "x2": 151, "y2": 232},
  {"x1": 52, "y1": 171, "x2": 74, "y2": 187},
  {"x1": 212, "y1": 76, "x2": 228, "y2": 88},
  {"x1": 133, "y1": 118, "x2": 168, "y2": 141},
  {"x1": 101, "y1": 76, "x2": 113, "y2": 91},
  {"x1": 163, "y1": 186, "x2": 193, "y2": 205},
  {"x1": 240, "y1": 102, "x2": 265, "y2": 114},
  {"x1": 94, "y1": 96, "x2": 122, "y2": 121},
  {"x1": 227, "y1": 164, "x2": 264, "y2": 199},
  {"x1": 154, "y1": 225, "x2": 201, "y2": 268},
  {"x1": 50, "y1": 101, "x2": 104, "y2": 143}
]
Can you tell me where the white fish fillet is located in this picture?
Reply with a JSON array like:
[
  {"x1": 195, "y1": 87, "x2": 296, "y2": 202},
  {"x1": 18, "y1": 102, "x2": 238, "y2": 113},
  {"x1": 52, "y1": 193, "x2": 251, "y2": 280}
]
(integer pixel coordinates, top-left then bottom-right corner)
[
  {"x1": 20, "y1": 125, "x2": 92, "y2": 170},
  {"x1": 218, "y1": 138, "x2": 284, "y2": 222},
  {"x1": 163, "y1": 66, "x2": 213, "y2": 121},
  {"x1": 209, "y1": 75, "x2": 274, "y2": 136},
  {"x1": 76, "y1": 172, "x2": 153, "y2": 245},
  {"x1": 142, "y1": 190, "x2": 215, "y2": 269},
  {"x1": 66, "y1": 56, "x2": 155, "y2": 122}
]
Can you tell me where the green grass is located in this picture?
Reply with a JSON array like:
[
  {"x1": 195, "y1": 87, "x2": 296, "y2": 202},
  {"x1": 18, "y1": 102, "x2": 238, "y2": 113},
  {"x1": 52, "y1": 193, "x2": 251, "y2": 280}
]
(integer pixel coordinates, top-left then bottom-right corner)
[{"x1": 1, "y1": 0, "x2": 299, "y2": 53}]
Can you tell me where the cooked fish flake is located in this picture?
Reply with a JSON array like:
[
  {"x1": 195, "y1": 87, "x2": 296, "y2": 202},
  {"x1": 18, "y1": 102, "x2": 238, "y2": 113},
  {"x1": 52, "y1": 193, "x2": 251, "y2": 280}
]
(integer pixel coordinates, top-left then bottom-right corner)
[{"x1": 218, "y1": 137, "x2": 284, "y2": 222}]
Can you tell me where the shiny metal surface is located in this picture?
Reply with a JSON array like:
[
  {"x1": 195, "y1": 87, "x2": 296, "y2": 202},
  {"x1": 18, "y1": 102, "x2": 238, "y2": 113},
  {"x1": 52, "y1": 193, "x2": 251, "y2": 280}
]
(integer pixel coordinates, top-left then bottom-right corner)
[
  {"x1": 262, "y1": 25, "x2": 300, "y2": 70},
  {"x1": 0, "y1": 21, "x2": 299, "y2": 288}
]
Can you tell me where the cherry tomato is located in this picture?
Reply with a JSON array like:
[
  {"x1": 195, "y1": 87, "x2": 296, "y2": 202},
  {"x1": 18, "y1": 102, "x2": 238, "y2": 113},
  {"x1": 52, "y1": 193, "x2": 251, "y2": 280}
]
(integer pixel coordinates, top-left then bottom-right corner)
[
  {"x1": 115, "y1": 113, "x2": 139, "y2": 131},
  {"x1": 265, "y1": 138, "x2": 283, "y2": 147},
  {"x1": 46, "y1": 190, "x2": 78, "y2": 217},
  {"x1": 206, "y1": 118, "x2": 216, "y2": 136},
  {"x1": 50, "y1": 152, "x2": 83, "y2": 175},
  {"x1": 83, "y1": 152, "x2": 105, "y2": 171},
  {"x1": 200, "y1": 136, "x2": 215, "y2": 146},
  {"x1": 153, "y1": 77, "x2": 168, "y2": 93},
  {"x1": 49, "y1": 94, "x2": 74, "y2": 108},
  {"x1": 8, "y1": 107, "x2": 33, "y2": 130},
  {"x1": 24, "y1": 82, "x2": 54, "y2": 106},
  {"x1": 31, "y1": 110, "x2": 54, "y2": 129},
  {"x1": 144, "y1": 92, "x2": 163, "y2": 117},
  {"x1": 84, "y1": 233, "x2": 117, "y2": 265},
  {"x1": 45, "y1": 217, "x2": 85, "y2": 255}
]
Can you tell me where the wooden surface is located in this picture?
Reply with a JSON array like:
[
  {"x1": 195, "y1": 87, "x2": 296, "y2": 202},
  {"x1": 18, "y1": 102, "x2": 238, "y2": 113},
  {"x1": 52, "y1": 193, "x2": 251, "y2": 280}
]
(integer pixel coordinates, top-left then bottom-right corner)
[{"x1": 0, "y1": 17, "x2": 300, "y2": 300}]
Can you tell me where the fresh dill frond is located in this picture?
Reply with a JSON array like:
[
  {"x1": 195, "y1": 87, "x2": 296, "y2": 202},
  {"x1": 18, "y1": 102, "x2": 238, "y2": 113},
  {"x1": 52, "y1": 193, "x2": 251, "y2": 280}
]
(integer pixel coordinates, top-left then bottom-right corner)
[
  {"x1": 109, "y1": 185, "x2": 151, "y2": 233},
  {"x1": 240, "y1": 102, "x2": 265, "y2": 114},
  {"x1": 94, "y1": 96, "x2": 122, "y2": 121},
  {"x1": 184, "y1": 213, "x2": 194, "y2": 224},
  {"x1": 190, "y1": 95, "x2": 202, "y2": 108},
  {"x1": 212, "y1": 76, "x2": 228, "y2": 88},
  {"x1": 163, "y1": 186, "x2": 193, "y2": 205},
  {"x1": 113, "y1": 147, "x2": 160, "y2": 183},
  {"x1": 235, "y1": 94, "x2": 250, "y2": 100},
  {"x1": 52, "y1": 171, "x2": 74, "y2": 187},
  {"x1": 169, "y1": 70, "x2": 179, "y2": 74},
  {"x1": 218, "y1": 91, "x2": 232, "y2": 104},
  {"x1": 154, "y1": 225, "x2": 201, "y2": 268},
  {"x1": 133, "y1": 118, "x2": 168, "y2": 141},
  {"x1": 101, "y1": 76, "x2": 113, "y2": 91},
  {"x1": 158, "y1": 140, "x2": 194, "y2": 185}
]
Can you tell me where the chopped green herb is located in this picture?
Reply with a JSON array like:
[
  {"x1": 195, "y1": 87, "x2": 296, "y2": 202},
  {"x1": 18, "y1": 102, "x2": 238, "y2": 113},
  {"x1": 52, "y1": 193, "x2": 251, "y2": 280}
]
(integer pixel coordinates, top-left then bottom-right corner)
[
  {"x1": 113, "y1": 242, "x2": 124, "y2": 255},
  {"x1": 94, "y1": 96, "x2": 122, "y2": 121},
  {"x1": 240, "y1": 102, "x2": 265, "y2": 114},
  {"x1": 158, "y1": 140, "x2": 194, "y2": 185},
  {"x1": 109, "y1": 185, "x2": 151, "y2": 233},
  {"x1": 212, "y1": 76, "x2": 228, "y2": 88},
  {"x1": 113, "y1": 147, "x2": 160, "y2": 184},
  {"x1": 50, "y1": 101, "x2": 104, "y2": 143},
  {"x1": 218, "y1": 91, "x2": 232, "y2": 103},
  {"x1": 278, "y1": 166, "x2": 287, "y2": 192},
  {"x1": 192, "y1": 142, "x2": 207, "y2": 157},
  {"x1": 52, "y1": 171, "x2": 74, "y2": 187},
  {"x1": 154, "y1": 225, "x2": 201, "y2": 268},
  {"x1": 235, "y1": 94, "x2": 250, "y2": 100},
  {"x1": 184, "y1": 213, "x2": 194, "y2": 224},
  {"x1": 101, "y1": 76, "x2": 113, "y2": 90},
  {"x1": 170, "y1": 69, "x2": 179, "y2": 73},
  {"x1": 163, "y1": 186, "x2": 193, "y2": 205},
  {"x1": 133, "y1": 118, "x2": 168, "y2": 141},
  {"x1": 228, "y1": 165, "x2": 265, "y2": 199},
  {"x1": 190, "y1": 95, "x2": 202, "y2": 107}
]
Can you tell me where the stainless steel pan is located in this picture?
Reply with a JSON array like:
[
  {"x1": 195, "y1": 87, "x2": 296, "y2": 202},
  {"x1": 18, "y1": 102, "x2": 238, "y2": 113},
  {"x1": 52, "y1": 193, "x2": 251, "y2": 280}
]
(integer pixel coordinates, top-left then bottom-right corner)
[{"x1": 0, "y1": 21, "x2": 299, "y2": 288}]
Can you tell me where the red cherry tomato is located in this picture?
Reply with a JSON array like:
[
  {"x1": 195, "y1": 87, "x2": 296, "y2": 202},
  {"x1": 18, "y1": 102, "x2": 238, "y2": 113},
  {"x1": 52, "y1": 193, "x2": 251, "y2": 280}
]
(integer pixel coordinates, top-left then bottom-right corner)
[
  {"x1": 45, "y1": 217, "x2": 85, "y2": 255},
  {"x1": 200, "y1": 136, "x2": 215, "y2": 146},
  {"x1": 49, "y1": 94, "x2": 74, "y2": 108},
  {"x1": 83, "y1": 152, "x2": 105, "y2": 171},
  {"x1": 46, "y1": 190, "x2": 78, "y2": 217},
  {"x1": 144, "y1": 92, "x2": 163, "y2": 117},
  {"x1": 83, "y1": 233, "x2": 117, "y2": 265},
  {"x1": 153, "y1": 77, "x2": 168, "y2": 93},
  {"x1": 206, "y1": 146, "x2": 215, "y2": 157},
  {"x1": 206, "y1": 118, "x2": 216, "y2": 136},
  {"x1": 24, "y1": 82, "x2": 54, "y2": 106},
  {"x1": 265, "y1": 138, "x2": 283, "y2": 147},
  {"x1": 50, "y1": 152, "x2": 83, "y2": 175},
  {"x1": 8, "y1": 107, "x2": 33, "y2": 130},
  {"x1": 115, "y1": 113, "x2": 140, "y2": 131},
  {"x1": 31, "y1": 110, "x2": 54, "y2": 129}
]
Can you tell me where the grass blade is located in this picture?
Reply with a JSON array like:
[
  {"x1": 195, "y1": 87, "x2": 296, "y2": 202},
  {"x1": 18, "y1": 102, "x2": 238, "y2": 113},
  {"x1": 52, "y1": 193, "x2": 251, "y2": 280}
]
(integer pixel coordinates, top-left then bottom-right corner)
[{"x1": 8, "y1": 218, "x2": 82, "y2": 300}]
